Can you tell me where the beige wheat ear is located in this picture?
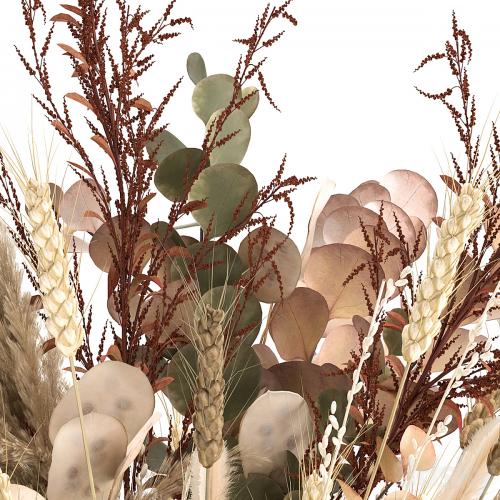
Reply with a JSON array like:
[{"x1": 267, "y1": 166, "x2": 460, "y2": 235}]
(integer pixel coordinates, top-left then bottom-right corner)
[
  {"x1": 192, "y1": 305, "x2": 225, "y2": 468},
  {"x1": 402, "y1": 182, "x2": 484, "y2": 363}
]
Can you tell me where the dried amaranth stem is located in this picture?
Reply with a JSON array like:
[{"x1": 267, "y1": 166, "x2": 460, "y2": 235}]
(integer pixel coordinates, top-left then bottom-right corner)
[{"x1": 193, "y1": 306, "x2": 225, "y2": 468}]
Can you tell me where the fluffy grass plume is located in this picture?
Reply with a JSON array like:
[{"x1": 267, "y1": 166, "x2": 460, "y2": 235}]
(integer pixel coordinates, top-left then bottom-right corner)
[{"x1": 0, "y1": 225, "x2": 65, "y2": 492}]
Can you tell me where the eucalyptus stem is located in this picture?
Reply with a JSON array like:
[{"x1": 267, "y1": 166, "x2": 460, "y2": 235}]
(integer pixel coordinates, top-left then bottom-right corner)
[{"x1": 363, "y1": 364, "x2": 410, "y2": 500}]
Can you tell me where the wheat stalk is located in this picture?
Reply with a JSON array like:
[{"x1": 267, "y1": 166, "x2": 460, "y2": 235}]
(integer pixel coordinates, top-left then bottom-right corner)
[{"x1": 401, "y1": 183, "x2": 484, "y2": 363}]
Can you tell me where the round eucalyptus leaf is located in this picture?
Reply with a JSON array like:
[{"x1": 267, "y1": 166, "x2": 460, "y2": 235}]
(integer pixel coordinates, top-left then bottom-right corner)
[
  {"x1": 192, "y1": 74, "x2": 240, "y2": 123},
  {"x1": 223, "y1": 345, "x2": 261, "y2": 421},
  {"x1": 187, "y1": 52, "x2": 207, "y2": 84},
  {"x1": 154, "y1": 148, "x2": 205, "y2": 201},
  {"x1": 189, "y1": 163, "x2": 257, "y2": 238},
  {"x1": 206, "y1": 109, "x2": 251, "y2": 165},
  {"x1": 146, "y1": 130, "x2": 185, "y2": 164},
  {"x1": 201, "y1": 285, "x2": 262, "y2": 345},
  {"x1": 170, "y1": 242, "x2": 246, "y2": 295},
  {"x1": 241, "y1": 86, "x2": 259, "y2": 118},
  {"x1": 164, "y1": 343, "x2": 197, "y2": 414},
  {"x1": 230, "y1": 473, "x2": 284, "y2": 500}
]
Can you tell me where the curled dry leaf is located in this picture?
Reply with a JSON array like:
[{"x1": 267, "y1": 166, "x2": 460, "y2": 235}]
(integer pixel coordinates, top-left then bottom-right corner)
[
  {"x1": 47, "y1": 412, "x2": 127, "y2": 500},
  {"x1": 301, "y1": 180, "x2": 337, "y2": 271},
  {"x1": 60, "y1": 178, "x2": 106, "y2": 233},
  {"x1": 303, "y1": 243, "x2": 382, "y2": 319},
  {"x1": 381, "y1": 169, "x2": 438, "y2": 227},
  {"x1": 49, "y1": 361, "x2": 155, "y2": 443},
  {"x1": 238, "y1": 391, "x2": 313, "y2": 476},
  {"x1": 400, "y1": 425, "x2": 436, "y2": 472},
  {"x1": 269, "y1": 287, "x2": 329, "y2": 361},
  {"x1": 239, "y1": 227, "x2": 302, "y2": 303}
]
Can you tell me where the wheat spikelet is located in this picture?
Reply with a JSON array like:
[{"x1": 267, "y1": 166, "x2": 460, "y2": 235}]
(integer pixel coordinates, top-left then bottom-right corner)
[
  {"x1": 461, "y1": 391, "x2": 500, "y2": 448},
  {"x1": 402, "y1": 183, "x2": 484, "y2": 363},
  {"x1": 488, "y1": 438, "x2": 500, "y2": 476},
  {"x1": 24, "y1": 179, "x2": 83, "y2": 357},
  {"x1": 192, "y1": 305, "x2": 225, "y2": 468}
]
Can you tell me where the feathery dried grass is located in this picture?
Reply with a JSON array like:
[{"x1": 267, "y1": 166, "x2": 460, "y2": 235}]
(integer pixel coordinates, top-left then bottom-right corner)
[
  {"x1": 0, "y1": 224, "x2": 65, "y2": 492},
  {"x1": 436, "y1": 418, "x2": 500, "y2": 500}
]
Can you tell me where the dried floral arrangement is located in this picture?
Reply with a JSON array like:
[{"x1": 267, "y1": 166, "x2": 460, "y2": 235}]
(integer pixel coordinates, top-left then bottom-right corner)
[{"x1": 0, "y1": 1, "x2": 498, "y2": 499}]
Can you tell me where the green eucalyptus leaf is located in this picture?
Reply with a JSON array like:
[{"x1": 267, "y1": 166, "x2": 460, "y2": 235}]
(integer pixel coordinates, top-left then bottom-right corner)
[
  {"x1": 170, "y1": 242, "x2": 245, "y2": 295},
  {"x1": 230, "y1": 473, "x2": 284, "y2": 500},
  {"x1": 151, "y1": 221, "x2": 185, "y2": 248},
  {"x1": 187, "y1": 52, "x2": 207, "y2": 84},
  {"x1": 240, "y1": 86, "x2": 259, "y2": 118},
  {"x1": 164, "y1": 343, "x2": 197, "y2": 414},
  {"x1": 206, "y1": 109, "x2": 251, "y2": 165},
  {"x1": 145, "y1": 441, "x2": 168, "y2": 472},
  {"x1": 146, "y1": 130, "x2": 185, "y2": 164},
  {"x1": 192, "y1": 74, "x2": 241, "y2": 123},
  {"x1": 201, "y1": 285, "x2": 262, "y2": 345},
  {"x1": 164, "y1": 341, "x2": 261, "y2": 422},
  {"x1": 154, "y1": 148, "x2": 205, "y2": 201},
  {"x1": 223, "y1": 344, "x2": 261, "y2": 421},
  {"x1": 189, "y1": 163, "x2": 257, "y2": 238}
]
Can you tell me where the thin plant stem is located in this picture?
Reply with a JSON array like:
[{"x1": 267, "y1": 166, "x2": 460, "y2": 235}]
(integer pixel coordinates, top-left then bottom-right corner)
[
  {"x1": 205, "y1": 466, "x2": 212, "y2": 500},
  {"x1": 364, "y1": 364, "x2": 411, "y2": 500},
  {"x1": 478, "y1": 475, "x2": 493, "y2": 500},
  {"x1": 70, "y1": 356, "x2": 97, "y2": 500}
]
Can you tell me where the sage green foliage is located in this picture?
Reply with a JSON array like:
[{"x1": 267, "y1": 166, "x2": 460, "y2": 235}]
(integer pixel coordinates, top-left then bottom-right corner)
[
  {"x1": 206, "y1": 108, "x2": 251, "y2": 165},
  {"x1": 201, "y1": 285, "x2": 262, "y2": 345},
  {"x1": 383, "y1": 307, "x2": 408, "y2": 356},
  {"x1": 146, "y1": 441, "x2": 168, "y2": 472},
  {"x1": 192, "y1": 74, "x2": 240, "y2": 123},
  {"x1": 189, "y1": 163, "x2": 258, "y2": 237},
  {"x1": 230, "y1": 473, "x2": 284, "y2": 500},
  {"x1": 154, "y1": 148, "x2": 206, "y2": 201},
  {"x1": 240, "y1": 86, "x2": 260, "y2": 118},
  {"x1": 146, "y1": 130, "x2": 185, "y2": 163},
  {"x1": 170, "y1": 242, "x2": 245, "y2": 295},
  {"x1": 150, "y1": 221, "x2": 185, "y2": 248},
  {"x1": 164, "y1": 342, "x2": 261, "y2": 420},
  {"x1": 187, "y1": 52, "x2": 207, "y2": 84}
]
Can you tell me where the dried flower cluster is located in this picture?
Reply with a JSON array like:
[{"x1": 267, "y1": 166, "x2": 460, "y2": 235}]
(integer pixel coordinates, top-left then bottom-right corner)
[{"x1": 0, "y1": 3, "x2": 497, "y2": 500}]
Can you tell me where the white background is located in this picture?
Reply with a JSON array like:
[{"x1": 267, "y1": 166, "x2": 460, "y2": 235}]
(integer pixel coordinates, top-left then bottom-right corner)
[{"x1": 1, "y1": 1, "x2": 500, "y2": 498}]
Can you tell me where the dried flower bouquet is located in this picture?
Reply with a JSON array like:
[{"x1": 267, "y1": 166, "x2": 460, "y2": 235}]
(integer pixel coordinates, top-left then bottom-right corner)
[{"x1": 0, "y1": 2, "x2": 497, "y2": 500}]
